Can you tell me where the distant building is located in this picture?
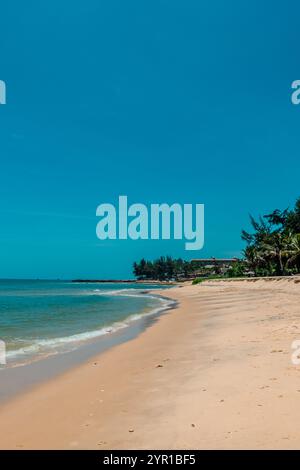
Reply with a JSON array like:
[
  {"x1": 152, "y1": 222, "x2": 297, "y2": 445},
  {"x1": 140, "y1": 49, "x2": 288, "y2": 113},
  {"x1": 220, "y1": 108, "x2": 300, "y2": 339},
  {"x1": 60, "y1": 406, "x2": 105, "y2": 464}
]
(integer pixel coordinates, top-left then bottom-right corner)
[
  {"x1": 191, "y1": 258, "x2": 240, "y2": 276},
  {"x1": 191, "y1": 257, "x2": 239, "y2": 266}
]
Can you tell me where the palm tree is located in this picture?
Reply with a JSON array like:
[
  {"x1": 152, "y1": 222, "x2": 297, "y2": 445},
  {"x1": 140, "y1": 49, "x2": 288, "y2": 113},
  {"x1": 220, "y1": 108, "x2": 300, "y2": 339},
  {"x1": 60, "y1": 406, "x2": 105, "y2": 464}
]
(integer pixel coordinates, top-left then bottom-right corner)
[
  {"x1": 286, "y1": 198, "x2": 300, "y2": 233},
  {"x1": 259, "y1": 232, "x2": 289, "y2": 276},
  {"x1": 243, "y1": 245, "x2": 266, "y2": 275},
  {"x1": 241, "y1": 215, "x2": 271, "y2": 246},
  {"x1": 242, "y1": 209, "x2": 299, "y2": 276},
  {"x1": 286, "y1": 233, "x2": 300, "y2": 272}
]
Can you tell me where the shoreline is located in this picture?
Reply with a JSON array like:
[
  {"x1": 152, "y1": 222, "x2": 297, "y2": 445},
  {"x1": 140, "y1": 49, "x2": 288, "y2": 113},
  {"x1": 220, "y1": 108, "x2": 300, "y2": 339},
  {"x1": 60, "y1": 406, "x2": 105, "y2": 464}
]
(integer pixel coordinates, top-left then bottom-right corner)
[
  {"x1": 1, "y1": 279, "x2": 300, "y2": 449},
  {"x1": 0, "y1": 292, "x2": 177, "y2": 404},
  {"x1": 71, "y1": 279, "x2": 178, "y2": 284}
]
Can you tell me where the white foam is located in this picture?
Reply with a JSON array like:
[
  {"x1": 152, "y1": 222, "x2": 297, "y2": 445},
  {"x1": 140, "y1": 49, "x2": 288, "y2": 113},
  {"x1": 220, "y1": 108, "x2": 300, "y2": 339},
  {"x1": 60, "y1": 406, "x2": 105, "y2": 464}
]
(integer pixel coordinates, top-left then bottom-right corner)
[
  {"x1": 6, "y1": 293, "x2": 174, "y2": 362},
  {"x1": 91, "y1": 288, "x2": 160, "y2": 299}
]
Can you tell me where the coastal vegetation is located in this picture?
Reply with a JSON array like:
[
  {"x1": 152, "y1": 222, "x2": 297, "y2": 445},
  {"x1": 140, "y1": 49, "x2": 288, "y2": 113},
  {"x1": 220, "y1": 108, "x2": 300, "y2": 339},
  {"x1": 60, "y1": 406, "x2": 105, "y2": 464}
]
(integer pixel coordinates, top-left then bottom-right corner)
[
  {"x1": 133, "y1": 197, "x2": 300, "y2": 280},
  {"x1": 241, "y1": 197, "x2": 300, "y2": 276},
  {"x1": 133, "y1": 256, "x2": 246, "y2": 282},
  {"x1": 133, "y1": 257, "x2": 197, "y2": 281}
]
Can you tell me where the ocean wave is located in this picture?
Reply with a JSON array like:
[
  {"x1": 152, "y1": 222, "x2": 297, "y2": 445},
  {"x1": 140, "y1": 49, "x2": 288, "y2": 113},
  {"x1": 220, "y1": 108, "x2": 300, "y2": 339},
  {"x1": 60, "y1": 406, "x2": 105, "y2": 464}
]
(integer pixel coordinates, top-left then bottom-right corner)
[
  {"x1": 6, "y1": 295, "x2": 175, "y2": 363},
  {"x1": 2, "y1": 287, "x2": 164, "y2": 299},
  {"x1": 91, "y1": 288, "x2": 162, "y2": 300}
]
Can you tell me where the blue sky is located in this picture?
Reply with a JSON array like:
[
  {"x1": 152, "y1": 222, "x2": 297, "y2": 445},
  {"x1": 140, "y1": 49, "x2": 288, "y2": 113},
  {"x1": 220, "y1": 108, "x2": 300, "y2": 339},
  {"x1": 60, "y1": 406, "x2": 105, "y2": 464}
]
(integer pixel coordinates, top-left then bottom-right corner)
[{"x1": 0, "y1": 0, "x2": 300, "y2": 279}]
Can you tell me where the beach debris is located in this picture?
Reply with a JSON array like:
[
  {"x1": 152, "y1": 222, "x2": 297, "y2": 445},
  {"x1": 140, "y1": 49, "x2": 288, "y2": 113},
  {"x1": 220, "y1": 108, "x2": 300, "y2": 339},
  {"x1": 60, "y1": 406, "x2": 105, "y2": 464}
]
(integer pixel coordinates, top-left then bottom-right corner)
[
  {"x1": 271, "y1": 349, "x2": 283, "y2": 353},
  {"x1": 98, "y1": 441, "x2": 108, "y2": 446},
  {"x1": 156, "y1": 364, "x2": 163, "y2": 368},
  {"x1": 191, "y1": 424, "x2": 195, "y2": 428},
  {"x1": 129, "y1": 429, "x2": 135, "y2": 433}
]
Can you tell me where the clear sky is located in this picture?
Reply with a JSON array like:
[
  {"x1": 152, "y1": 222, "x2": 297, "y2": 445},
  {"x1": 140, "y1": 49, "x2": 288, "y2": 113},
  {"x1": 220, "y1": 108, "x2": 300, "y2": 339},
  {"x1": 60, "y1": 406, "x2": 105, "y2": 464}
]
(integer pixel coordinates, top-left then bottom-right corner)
[{"x1": 1, "y1": 0, "x2": 300, "y2": 279}]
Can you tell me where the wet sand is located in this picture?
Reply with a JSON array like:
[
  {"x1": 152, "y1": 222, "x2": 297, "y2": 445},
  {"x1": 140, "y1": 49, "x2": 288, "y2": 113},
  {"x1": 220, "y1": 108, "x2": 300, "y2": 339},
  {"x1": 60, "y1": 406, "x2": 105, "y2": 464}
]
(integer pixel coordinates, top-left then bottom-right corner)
[
  {"x1": 0, "y1": 299, "x2": 175, "y2": 404},
  {"x1": 0, "y1": 278, "x2": 300, "y2": 449}
]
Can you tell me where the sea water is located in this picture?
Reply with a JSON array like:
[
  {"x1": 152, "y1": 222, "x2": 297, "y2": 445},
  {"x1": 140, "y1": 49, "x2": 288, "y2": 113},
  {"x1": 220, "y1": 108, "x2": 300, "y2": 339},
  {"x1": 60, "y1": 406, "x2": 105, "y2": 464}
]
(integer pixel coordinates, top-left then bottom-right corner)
[{"x1": 0, "y1": 280, "x2": 173, "y2": 367}]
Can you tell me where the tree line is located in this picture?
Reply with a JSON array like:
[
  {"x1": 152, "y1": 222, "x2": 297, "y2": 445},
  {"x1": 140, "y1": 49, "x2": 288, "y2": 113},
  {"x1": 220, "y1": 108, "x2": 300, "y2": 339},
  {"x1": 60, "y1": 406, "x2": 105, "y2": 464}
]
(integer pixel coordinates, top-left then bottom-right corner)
[
  {"x1": 133, "y1": 257, "x2": 197, "y2": 281},
  {"x1": 133, "y1": 197, "x2": 300, "y2": 280},
  {"x1": 242, "y1": 197, "x2": 300, "y2": 276}
]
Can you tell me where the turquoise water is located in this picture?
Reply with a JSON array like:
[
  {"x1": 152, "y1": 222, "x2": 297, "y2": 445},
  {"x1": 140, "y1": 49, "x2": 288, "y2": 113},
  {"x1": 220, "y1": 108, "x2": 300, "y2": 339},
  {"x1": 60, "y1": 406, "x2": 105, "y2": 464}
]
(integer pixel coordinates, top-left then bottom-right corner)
[{"x1": 0, "y1": 280, "x2": 173, "y2": 366}]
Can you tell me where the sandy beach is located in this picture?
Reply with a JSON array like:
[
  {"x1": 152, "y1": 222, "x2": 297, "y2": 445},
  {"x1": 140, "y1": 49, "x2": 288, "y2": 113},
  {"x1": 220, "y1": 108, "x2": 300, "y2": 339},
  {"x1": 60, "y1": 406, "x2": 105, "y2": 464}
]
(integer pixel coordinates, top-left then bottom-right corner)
[{"x1": 1, "y1": 278, "x2": 300, "y2": 450}]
